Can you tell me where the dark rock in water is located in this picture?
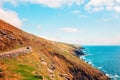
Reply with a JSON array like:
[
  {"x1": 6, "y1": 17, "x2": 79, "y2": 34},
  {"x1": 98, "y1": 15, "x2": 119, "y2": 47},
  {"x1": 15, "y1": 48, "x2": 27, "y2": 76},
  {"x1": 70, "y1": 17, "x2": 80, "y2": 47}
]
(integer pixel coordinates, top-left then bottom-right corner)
[
  {"x1": 80, "y1": 47, "x2": 85, "y2": 49},
  {"x1": 74, "y1": 48, "x2": 85, "y2": 57}
]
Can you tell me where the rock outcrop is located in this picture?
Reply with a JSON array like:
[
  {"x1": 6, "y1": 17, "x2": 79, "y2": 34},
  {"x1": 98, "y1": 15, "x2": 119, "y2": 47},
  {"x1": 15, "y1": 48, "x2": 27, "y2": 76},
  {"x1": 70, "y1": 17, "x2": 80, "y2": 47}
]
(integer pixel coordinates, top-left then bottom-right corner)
[{"x1": 74, "y1": 49, "x2": 85, "y2": 57}]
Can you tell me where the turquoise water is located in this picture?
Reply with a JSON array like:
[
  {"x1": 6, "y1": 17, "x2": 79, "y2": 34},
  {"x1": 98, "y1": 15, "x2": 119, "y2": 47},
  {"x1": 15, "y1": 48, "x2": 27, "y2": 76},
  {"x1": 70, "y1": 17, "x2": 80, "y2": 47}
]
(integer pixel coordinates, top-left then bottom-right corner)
[{"x1": 81, "y1": 46, "x2": 120, "y2": 80}]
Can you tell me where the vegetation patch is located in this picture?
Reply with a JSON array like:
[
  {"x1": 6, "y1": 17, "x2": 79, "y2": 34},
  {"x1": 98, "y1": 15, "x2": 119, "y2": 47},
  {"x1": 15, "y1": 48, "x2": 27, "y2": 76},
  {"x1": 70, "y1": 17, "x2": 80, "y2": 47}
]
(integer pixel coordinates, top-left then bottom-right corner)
[
  {"x1": 14, "y1": 64, "x2": 43, "y2": 80},
  {"x1": 1, "y1": 59, "x2": 43, "y2": 80}
]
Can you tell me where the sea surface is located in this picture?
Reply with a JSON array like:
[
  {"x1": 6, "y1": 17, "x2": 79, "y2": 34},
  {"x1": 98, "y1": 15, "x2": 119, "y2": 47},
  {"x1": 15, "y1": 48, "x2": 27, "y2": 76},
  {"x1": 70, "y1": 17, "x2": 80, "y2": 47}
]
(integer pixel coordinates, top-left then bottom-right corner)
[{"x1": 80, "y1": 46, "x2": 120, "y2": 80}]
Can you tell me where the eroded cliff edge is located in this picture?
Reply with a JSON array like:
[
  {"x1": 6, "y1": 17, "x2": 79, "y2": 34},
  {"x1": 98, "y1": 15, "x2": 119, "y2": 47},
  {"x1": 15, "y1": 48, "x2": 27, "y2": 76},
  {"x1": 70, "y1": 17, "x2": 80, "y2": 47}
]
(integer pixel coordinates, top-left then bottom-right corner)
[{"x1": 0, "y1": 19, "x2": 110, "y2": 80}]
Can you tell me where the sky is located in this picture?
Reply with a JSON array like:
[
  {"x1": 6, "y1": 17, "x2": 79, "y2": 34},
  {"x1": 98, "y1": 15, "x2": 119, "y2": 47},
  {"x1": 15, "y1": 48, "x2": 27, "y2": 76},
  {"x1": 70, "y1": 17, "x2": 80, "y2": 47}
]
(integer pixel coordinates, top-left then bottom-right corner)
[{"x1": 0, "y1": 0, "x2": 120, "y2": 45}]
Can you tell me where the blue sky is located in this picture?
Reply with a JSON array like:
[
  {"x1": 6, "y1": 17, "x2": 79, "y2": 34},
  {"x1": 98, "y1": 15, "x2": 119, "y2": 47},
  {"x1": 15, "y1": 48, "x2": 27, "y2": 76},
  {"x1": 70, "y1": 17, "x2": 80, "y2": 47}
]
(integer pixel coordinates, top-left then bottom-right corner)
[{"x1": 0, "y1": 0, "x2": 120, "y2": 45}]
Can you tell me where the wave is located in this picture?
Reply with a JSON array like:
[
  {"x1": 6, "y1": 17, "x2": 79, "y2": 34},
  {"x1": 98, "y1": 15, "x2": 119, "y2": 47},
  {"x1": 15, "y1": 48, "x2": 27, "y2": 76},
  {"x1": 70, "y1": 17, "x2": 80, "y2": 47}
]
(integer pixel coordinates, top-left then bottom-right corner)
[
  {"x1": 98, "y1": 66, "x2": 103, "y2": 69},
  {"x1": 82, "y1": 46, "x2": 120, "y2": 80},
  {"x1": 80, "y1": 55, "x2": 94, "y2": 67},
  {"x1": 106, "y1": 74, "x2": 120, "y2": 80},
  {"x1": 80, "y1": 52, "x2": 117, "y2": 79}
]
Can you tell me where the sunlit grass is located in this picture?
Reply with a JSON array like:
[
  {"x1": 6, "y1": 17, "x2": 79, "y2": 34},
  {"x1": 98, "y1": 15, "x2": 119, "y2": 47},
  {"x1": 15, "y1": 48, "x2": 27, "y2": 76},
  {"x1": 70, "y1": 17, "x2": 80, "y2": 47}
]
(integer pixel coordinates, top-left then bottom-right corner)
[{"x1": 1, "y1": 58, "x2": 43, "y2": 80}]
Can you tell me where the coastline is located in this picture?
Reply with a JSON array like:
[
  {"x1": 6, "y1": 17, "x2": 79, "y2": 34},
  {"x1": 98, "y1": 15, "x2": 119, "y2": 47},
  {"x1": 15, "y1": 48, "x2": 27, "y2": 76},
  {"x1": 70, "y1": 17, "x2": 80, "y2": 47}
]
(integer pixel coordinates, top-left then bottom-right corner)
[
  {"x1": 76, "y1": 47, "x2": 112, "y2": 78},
  {"x1": 79, "y1": 46, "x2": 120, "y2": 80},
  {"x1": 73, "y1": 47, "x2": 85, "y2": 58},
  {"x1": 80, "y1": 53, "x2": 117, "y2": 79}
]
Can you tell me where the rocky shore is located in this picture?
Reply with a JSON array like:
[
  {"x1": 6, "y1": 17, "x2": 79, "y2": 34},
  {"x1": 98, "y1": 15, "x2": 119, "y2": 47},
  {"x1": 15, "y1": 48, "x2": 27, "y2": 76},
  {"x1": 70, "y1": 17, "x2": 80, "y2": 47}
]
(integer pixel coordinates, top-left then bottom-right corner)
[{"x1": 73, "y1": 47, "x2": 85, "y2": 58}]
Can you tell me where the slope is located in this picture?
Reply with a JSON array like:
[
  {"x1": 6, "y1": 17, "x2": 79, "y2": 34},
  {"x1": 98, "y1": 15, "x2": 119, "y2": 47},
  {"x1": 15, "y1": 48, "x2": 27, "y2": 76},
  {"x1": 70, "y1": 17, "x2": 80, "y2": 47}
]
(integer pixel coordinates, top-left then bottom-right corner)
[{"x1": 0, "y1": 19, "x2": 110, "y2": 80}]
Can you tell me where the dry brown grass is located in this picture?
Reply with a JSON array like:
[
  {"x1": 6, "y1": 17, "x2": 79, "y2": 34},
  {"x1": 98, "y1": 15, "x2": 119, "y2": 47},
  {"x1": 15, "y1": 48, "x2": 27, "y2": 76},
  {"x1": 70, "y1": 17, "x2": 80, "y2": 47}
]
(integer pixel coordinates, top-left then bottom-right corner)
[{"x1": 0, "y1": 19, "x2": 110, "y2": 80}]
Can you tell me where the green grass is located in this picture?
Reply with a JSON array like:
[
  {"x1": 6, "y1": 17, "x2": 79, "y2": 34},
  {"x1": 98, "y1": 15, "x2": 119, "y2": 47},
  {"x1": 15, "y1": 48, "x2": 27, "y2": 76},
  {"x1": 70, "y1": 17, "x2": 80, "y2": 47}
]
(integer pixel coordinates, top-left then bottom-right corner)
[
  {"x1": 17, "y1": 64, "x2": 35, "y2": 71},
  {"x1": 14, "y1": 64, "x2": 43, "y2": 80},
  {"x1": 1, "y1": 59, "x2": 43, "y2": 80},
  {"x1": 45, "y1": 76, "x2": 51, "y2": 80}
]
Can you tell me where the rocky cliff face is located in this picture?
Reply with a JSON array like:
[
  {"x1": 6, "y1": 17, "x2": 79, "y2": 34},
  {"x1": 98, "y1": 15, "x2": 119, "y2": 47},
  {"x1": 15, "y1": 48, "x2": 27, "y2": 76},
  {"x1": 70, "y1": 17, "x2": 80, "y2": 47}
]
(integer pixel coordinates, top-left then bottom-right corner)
[
  {"x1": 0, "y1": 19, "x2": 110, "y2": 80},
  {"x1": 0, "y1": 21, "x2": 27, "y2": 51}
]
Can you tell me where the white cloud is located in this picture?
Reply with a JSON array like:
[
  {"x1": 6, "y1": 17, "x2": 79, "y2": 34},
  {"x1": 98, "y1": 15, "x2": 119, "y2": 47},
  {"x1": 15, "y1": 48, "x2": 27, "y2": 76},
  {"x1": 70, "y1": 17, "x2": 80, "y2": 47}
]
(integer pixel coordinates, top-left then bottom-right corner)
[
  {"x1": 60, "y1": 27, "x2": 79, "y2": 33},
  {"x1": 0, "y1": 0, "x2": 23, "y2": 28},
  {"x1": 72, "y1": 10, "x2": 88, "y2": 18},
  {"x1": 85, "y1": 0, "x2": 120, "y2": 12},
  {"x1": 0, "y1": 0, "x2": 19, "y2": 7},
  {"x1": 102, "y1": 13, "x2": 120, "y2": 22},
  {"x1": 36, "y1": 25, "x2": 41, "y2": 30},
  {"x1": 27, "y1": 0, "x2": 84, "y2": 8},
  {"x1": 1, "y1": 0, "x2": 120, "y2": 13},
  {"x1": 0, "y1": 0, "x2": 84, "y2": 8},
  {"x1": 40, "y1": 36, "x2": 59, "y2": 41},
  {"x1": 116, "y1": 0, "x2": 120, "y2": 3},
  {"x1": 76, "y1": 37, "x2": 120, "y2": 45},
  {"x1": 0, "y1": 8, "x2": 22, "y2": 27},
  {"x1": 79, "y1": 14, "x2": 87, "y2": 18},
  {"x1": 72, "y1": 10, "x2": 80, "y2": 14},
  {"x1": 114, "y1": 5, "x2": 120, "y2": 12}
]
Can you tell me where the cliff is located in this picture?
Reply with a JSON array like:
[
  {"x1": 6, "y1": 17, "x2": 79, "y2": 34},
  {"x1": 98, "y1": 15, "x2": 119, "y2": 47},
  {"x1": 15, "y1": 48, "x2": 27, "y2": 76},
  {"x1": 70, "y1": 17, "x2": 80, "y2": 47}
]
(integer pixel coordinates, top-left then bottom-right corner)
[{"x1": 0, "y1": 19, "x2": 110, "y2": 80}]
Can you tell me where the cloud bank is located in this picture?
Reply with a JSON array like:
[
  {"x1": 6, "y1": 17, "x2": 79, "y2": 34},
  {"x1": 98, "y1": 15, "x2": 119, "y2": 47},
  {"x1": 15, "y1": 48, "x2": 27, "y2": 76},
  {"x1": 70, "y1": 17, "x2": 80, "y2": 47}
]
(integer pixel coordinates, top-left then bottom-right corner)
[
  {"x1": 1, "y1": 0, "x2": 120, "y2": 13},
  {"x1": 60, "y1": 27, "x2": 79, "y2": 33},
  {"x1": 0, "y1": 8, "x2": 22, "y2": 27},
  {"x1": 1, "y1": 0, "x2": 120, "y2": 28},
  {"x1": 22, "y1": 0, "x2": 84, "y2": 8},
  {"x1": 85, "y1": 0, "x2": 120, "y2": 12}
]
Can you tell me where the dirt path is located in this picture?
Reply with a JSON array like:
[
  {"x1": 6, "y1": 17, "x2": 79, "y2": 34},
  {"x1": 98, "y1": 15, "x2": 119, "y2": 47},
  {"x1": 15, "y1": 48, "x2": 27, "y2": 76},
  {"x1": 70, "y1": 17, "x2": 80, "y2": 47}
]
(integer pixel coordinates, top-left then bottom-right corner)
[{"x1": 0, "y1": 46, "x2": 32, "y2": 59}]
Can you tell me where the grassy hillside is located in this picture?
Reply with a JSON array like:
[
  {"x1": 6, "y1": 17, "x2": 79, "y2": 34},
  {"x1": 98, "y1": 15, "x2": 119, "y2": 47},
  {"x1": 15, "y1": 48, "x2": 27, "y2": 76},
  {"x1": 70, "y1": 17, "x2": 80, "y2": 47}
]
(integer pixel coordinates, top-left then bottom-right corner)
[{"x1": 0, "y1": 19, "x2": 110, "y2": 80}]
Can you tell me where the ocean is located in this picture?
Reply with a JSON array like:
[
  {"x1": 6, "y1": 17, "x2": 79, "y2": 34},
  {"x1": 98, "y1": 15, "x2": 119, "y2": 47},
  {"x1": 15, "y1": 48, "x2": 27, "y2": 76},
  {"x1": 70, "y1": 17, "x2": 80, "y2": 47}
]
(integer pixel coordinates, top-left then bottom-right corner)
[{"x1": 80, "y1": 46, "x2": 120, "y2": 80}]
